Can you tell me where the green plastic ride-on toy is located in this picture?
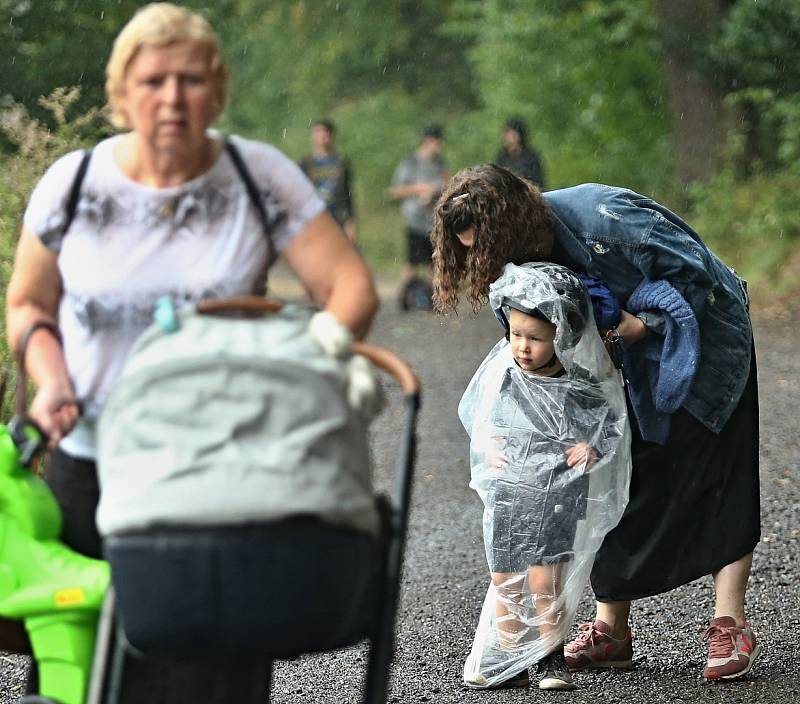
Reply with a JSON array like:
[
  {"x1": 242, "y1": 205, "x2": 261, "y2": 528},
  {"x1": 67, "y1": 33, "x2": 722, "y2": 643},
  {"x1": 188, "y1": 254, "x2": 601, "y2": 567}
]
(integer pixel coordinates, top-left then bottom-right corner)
[{"x1": 0, "y1": 367, "x2": 110, "y2": 704}]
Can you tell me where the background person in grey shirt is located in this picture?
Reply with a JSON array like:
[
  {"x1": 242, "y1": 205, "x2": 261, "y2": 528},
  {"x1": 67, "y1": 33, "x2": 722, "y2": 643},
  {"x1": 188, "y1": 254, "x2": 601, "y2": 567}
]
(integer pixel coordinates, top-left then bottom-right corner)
[{"x1": 390, "y1": 124, "x2": 449, "y2": 304}]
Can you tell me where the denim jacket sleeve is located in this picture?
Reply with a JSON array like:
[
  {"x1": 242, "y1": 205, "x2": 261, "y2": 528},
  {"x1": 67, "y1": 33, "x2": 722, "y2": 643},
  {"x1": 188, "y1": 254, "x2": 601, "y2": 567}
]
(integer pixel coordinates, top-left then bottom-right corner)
[
  {"x1": 544, "y1": 184, "x2": 752, "y2": 434},
  {"x1": 628, "y1": 199, "x2": 715, "y2": 315}
]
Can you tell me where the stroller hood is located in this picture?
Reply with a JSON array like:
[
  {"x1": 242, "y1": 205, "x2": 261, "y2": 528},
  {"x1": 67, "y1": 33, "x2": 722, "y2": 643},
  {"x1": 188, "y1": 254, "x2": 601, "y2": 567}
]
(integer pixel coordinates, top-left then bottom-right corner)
[{"x1": 96, "y1": 304, "x2": 378, "y2": 537}]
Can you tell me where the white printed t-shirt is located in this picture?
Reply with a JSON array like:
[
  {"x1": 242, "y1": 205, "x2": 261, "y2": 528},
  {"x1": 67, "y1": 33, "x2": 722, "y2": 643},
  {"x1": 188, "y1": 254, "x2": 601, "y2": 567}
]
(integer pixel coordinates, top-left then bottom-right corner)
[{"x1": 23, "y1": 132, "x2": 325, "y2": 459}]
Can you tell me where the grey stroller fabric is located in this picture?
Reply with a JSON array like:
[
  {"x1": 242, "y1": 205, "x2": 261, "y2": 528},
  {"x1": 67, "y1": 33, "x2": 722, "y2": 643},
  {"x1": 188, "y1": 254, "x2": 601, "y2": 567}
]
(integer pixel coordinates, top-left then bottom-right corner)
[
  {"x1": 96, "y1": 303, "x2": 378, "y2": 538},
  {"x1": 459, "y1": 263, "x2": 631, "y2": 688}
]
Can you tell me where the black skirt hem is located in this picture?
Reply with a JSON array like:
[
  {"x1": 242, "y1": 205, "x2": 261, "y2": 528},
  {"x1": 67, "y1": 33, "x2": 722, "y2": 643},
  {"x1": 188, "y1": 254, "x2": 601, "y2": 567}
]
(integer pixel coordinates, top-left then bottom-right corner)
[{"x1": 592, "y1": 539, "x2": 760, "y2": 603}]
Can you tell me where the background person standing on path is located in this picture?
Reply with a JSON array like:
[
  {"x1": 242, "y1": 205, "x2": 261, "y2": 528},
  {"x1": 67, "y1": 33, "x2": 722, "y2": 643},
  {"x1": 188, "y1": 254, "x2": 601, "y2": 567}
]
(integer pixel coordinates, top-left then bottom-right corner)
[
  {"x1": 495, "y1": 117, "x2": 546, "y2": 189},
  {"x1": 389, "y1": 124, "x2": 448, "y2": 307},
  {"x1": 299, "y1": 118, "x2": 357, "y2": 243},
  {"x1": 431, "y1": 164, "x2": 761, "y2": 683}
]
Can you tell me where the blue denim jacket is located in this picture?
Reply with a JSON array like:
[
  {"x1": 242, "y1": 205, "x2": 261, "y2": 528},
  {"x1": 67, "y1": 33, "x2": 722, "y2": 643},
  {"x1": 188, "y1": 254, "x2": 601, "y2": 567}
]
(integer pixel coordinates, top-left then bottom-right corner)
[{"x1": 543, "y1": 184, "x2": 752, "y2": 434}]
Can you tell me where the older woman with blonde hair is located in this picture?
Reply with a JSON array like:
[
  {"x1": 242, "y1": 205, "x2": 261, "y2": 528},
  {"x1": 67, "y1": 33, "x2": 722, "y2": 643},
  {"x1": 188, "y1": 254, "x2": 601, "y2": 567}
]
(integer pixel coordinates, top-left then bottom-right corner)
[
  {"x1": 8, "y1": 0, "x2": 376, "y2": 551},
  {"x1": 6, "y1": 4, "x2": 377, "y2": 698}
]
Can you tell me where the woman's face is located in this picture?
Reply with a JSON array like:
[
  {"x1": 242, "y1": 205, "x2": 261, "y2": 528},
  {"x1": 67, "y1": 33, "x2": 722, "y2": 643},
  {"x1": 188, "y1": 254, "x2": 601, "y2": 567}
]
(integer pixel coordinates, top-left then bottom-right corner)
[
  {"x1": 456, "y1": 227, "x2": 475, "y2": 248},
  {"x1": 117, "y1": 42, "x2": 219, "y2": 153}
]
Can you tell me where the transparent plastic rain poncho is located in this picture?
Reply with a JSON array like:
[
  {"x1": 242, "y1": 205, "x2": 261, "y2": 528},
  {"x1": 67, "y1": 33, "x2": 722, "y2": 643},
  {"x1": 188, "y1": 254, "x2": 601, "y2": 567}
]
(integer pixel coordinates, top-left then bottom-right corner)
[{"x1": 459, "y1": 263, "x2": 632, "y2": 688}]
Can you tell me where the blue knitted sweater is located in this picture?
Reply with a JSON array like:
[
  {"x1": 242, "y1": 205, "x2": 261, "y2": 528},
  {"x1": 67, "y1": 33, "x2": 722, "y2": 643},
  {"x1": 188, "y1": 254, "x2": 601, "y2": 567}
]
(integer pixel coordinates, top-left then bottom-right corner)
[{"x1": 624, "y1": 279, "x2": 700, "y2": 444}]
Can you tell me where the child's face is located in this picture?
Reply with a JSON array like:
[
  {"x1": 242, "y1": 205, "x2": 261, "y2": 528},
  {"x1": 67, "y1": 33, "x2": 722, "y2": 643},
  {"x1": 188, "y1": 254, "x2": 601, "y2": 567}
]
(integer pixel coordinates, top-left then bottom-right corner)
[{"x1": 507, "y1": 308, "x2": 559, "y2": 374}]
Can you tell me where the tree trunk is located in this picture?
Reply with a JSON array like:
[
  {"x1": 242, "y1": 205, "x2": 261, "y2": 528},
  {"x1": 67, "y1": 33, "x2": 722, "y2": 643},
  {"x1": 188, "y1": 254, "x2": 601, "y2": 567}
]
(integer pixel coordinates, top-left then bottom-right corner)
[{"x1": 654, "y1": 0, "x2": 728, "y2": 184}]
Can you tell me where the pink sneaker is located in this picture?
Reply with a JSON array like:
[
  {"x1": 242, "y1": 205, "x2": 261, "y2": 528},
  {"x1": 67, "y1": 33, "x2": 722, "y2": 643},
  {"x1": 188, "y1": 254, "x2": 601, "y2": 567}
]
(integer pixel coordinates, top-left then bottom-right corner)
[
  {"x1": 703, "y1": 616, "x2": 760, "y2": 680},
  {"x1": 564, "y1": 620, "x2": 633, "y2": 670}
]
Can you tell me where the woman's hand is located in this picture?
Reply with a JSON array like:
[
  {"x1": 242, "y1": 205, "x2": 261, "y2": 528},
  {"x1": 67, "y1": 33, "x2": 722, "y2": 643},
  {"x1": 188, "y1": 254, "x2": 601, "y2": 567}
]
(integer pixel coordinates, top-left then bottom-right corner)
[
  {"x1": 308, "y1": 310, "x2": 384, "y2": 417},
  {"x1": 566, "y1": 442, "x2": 598, "y2": 472},
  {"x1": 613, "y1": 310, "x2": 647, "y2": 345},
  {"x1": 600, "y1": 309, "x2": 647, "y2": 359},
  {"x1": 29, "y1": 380, "x2": 80, "y2": 449},
  {"x1": 417, "y1": 183, "x2": 440, "y2": 205}
]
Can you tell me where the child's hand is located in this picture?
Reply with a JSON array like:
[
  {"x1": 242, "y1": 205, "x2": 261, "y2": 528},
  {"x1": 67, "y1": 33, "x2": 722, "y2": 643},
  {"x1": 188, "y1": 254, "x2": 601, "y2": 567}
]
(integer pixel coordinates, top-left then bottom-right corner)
[
  {"x1": 566, "y1": 442, "x2": 597, "y2": 472},
  {"x1": 486, "y1": 436, "x2": 508, "y2": 471}
]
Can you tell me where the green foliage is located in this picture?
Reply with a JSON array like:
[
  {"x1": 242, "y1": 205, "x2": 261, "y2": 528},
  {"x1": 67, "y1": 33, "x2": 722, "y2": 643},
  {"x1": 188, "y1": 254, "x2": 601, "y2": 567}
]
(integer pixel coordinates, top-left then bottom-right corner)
[
  {"x1": 0, "y1": 89, "x2": 105, "y2": 418},
  {"x1": 709, "y1": 0, "x2": 800, "y2": 171},
  {"x1": 213, "y1": 0, "x2": 478, "y2": 273},
  {"x1": 0, "y1": 0, "x2": 798, "y2": 309},
  {"x1": 688, "y1": 165, "x2": 800, "y2": 303},
  {"x1": 712, "y1": 0, "x2": 800, "y2": 94},
  {"x1": 446, "y1": 0, "x2": 675, "y2": 195},
  {"x1": 0, "y1": 88, "x2": 106, "y2": 233},
  {"x1": 675, "y1": 0, "x2": 800, "y2": 306},
  {"x1": 0, "y1": 0, "x2": 238, "y2": 128}
]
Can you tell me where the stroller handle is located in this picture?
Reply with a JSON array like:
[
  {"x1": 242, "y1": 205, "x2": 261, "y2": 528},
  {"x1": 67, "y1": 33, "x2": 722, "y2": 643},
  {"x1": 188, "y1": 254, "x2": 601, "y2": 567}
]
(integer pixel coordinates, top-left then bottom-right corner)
[
  {"x1": 196, "y1": 296, "x2": 420, "y2": 395},
  {"x1": 352, "y1": 343, "x2": 419, "y2": 395}
]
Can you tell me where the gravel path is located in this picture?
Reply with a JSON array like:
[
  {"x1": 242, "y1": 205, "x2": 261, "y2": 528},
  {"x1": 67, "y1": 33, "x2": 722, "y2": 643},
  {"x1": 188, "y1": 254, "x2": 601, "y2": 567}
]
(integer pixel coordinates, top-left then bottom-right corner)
[
  {"x1": 271, "y1": 303, "x2": 799, "y2": 704},
  {"x1": 1, "y1": 299, "x2": 797, "y2": 704}
]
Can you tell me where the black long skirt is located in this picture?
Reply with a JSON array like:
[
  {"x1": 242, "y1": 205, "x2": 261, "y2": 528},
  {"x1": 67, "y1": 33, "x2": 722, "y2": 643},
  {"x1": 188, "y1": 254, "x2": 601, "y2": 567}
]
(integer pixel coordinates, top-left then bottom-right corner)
[{"x1": 590, "y1": 351, "x2": 761, "y2": 602}]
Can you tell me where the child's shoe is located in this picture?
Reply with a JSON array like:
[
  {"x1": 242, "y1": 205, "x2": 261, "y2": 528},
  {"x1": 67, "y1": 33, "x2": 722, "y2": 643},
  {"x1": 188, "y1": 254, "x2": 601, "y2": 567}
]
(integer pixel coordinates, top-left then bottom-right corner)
[
  {"x1": 536, "y1": 648, "x2": 576, "y2": 690},
  {"x1": 703, "y1": 616, "x2": 760, "y2": 680},
  {"x1": 463, "y1": 668, "x2": 530, "y2": 689},
  {"x1": 564, "y1": 619, "x2": 633, "y2": 670}
]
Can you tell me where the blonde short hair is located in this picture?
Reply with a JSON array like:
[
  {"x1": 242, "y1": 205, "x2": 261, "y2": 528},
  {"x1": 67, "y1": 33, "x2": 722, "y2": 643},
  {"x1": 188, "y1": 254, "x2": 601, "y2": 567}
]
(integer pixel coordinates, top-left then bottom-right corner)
[{"x1": 105, "y1": 2, "x2": 229, "y2": 129}]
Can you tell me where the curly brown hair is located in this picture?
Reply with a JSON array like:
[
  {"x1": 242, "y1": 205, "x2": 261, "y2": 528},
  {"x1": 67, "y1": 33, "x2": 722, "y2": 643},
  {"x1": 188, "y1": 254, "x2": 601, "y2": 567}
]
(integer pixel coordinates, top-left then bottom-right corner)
[{"x1": 431, "y1": 164, "x2": 555, "y2": 314}]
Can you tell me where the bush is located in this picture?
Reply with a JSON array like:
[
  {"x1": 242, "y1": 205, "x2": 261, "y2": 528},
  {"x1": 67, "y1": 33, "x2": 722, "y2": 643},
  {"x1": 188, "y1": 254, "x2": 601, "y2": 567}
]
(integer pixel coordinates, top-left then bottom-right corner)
[
  {"x1": 0, "y1": 88, "x2": 105, "y2": 418},
  {"x1": 710, "y1": 0, "x2": 800, "y2": 172},
  {"x1": 688, "y1": 165, "x2": 800, "y2": 308}
]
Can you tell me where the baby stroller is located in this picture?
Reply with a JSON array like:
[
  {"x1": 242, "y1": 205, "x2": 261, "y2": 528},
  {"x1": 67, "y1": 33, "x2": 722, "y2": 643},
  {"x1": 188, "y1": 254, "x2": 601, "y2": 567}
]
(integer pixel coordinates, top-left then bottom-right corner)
[{"x1": 10, "y1": 298, "x2": 420, "y2": 704}]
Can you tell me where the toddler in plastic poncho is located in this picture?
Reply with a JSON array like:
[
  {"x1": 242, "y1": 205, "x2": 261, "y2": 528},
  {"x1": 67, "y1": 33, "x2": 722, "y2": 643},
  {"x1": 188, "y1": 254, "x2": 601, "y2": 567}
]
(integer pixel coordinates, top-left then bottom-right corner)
[{"x1": 459, "y1": 262, "x2": 632, "y2": 690}]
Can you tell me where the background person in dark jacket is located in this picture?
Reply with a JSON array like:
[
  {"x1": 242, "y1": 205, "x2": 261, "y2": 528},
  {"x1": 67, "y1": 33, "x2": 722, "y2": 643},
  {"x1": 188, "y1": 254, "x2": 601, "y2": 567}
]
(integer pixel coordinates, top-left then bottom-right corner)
[{"x1": 496, "y1": 117, "x2": 546, "y2": 190}]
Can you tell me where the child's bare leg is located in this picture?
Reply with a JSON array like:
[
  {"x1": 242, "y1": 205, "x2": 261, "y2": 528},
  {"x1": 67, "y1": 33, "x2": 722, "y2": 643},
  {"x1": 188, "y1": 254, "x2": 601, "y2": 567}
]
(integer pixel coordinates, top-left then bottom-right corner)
[
  {"x1": 491, "y1": 572, "x2": 531, "y2": 651},
  {"x1": 528, "y1": 564, "x2": 564, "y2": 649}
]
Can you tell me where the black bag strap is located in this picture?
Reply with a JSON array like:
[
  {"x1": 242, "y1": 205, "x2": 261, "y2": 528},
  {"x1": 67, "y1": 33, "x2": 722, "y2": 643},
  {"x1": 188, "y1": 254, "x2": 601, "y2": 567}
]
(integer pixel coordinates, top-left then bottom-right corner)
[
  {"x1": 224, "y1": 137, "x2": 276, "y2": 265},
  {"x1": 62, "y1": 148, "x2": 93, "y2": 237}
]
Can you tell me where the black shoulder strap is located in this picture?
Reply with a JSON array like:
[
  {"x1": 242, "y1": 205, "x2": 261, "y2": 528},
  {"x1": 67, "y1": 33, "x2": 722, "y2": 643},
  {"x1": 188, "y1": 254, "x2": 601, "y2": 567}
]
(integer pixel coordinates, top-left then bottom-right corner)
[
  {"x1": 62, "y1": 141, "x2": 277, "y2": 266},
  {"x1": 224, "y1": 137, "x2": 276, "y2": 265},
  {"x1": 62, "y1": 148, "x2": 93, "y2": 237}
]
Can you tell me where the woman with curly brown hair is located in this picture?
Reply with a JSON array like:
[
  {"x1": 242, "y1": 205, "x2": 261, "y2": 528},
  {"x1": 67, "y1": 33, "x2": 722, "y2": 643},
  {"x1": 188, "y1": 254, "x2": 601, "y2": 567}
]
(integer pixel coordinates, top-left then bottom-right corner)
[{"x1": 432, "y1": 164, "x2": 761, "y2": 684}]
